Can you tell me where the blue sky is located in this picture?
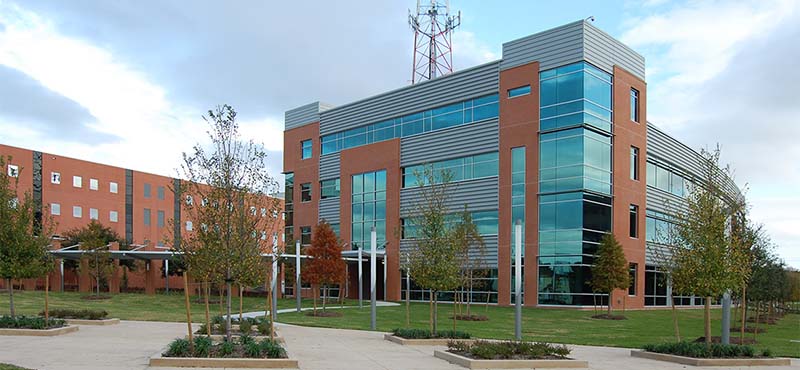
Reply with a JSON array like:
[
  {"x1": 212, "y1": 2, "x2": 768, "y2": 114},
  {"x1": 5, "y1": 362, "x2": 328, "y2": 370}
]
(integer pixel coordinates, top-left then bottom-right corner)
[{"x1": 0, "y1": 0, "x2": 798, "y2": 267}]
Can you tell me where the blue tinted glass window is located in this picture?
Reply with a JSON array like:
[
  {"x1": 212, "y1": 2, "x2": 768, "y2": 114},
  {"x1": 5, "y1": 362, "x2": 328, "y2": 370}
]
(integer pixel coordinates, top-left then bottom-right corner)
[
  {"x1": 508, "y1": 85, "x2": 531, "y2": 98},
  {"x1": 401, "y1": 152, "x2": 499, "y2": 188},
  {"x1": 301, "y1": 139, "x2": 312, "y2": 159}
]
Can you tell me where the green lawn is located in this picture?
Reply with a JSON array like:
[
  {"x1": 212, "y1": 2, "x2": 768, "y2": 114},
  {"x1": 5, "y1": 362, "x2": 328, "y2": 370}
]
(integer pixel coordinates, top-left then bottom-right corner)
[
  {"x1": 278, "y1": 302, "x2": 800, "y2": 358},
  {"x1": 0, "y1": 364, "x2": 32, "y2": 370},
  {"x1": 2, "y1": 290, "x2": 352, "y2": 323}
]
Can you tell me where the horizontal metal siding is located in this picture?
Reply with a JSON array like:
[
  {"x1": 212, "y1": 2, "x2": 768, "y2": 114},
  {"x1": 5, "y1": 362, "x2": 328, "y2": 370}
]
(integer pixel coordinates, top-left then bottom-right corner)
[
  {"x1": 319, "y1": 61, "x2": 500, "y2": 136},
  {"x1": 400, "y1": 176, "x2": 498, "y2": 217},
  {"x1": 646, "y1": 123, "x2": 741, "y2": 201},
  {"x1": 400, "y1": 119, "x2": 499, "y2": 166},
  {"x1": 285, "y1": 102, "x2": 333, "y2": 130},
  {"x1": 318, "y1": 153, "x2": 340, "y2": 180},
  {"x1": 400, "y1": 235, "x2": 498, "y2": 267},
  {"x1": 318, "y1": 198, "x2": 340, "y2": 224},
  {"x1": 583, "y1": 22, "x2": 645, "y2": 80},
  {"x1": 646, "y1": 186, "x2": 688, "y2": 216},
  {"x1": 501, "y1": 21, "x2": 585, "y2": 71},
  {"x1": 646, "y1": 243, "x2": 673, "y2": 265}
]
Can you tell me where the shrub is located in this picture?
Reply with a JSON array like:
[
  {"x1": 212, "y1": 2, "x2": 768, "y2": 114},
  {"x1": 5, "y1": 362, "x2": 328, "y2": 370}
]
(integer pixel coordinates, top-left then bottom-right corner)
[
  {"x1": 447, "y1": 340, "x2": 571, "y2": 360},
  {"x1": 392, "y1": 328, "x2": 470, "y2": 339},
  {"x1": 41, "y1": 308, "x2": 108, "y2": 320},
  {"x1": 193, "y1": 336, "x2": 213, "y2": 357},
  {"x1": 211, "y1": 315, "x2": 226, "y2": 333},
  {"x1": 164, "y1": 338, "x2": 191, "y2": 357},
  {"x1": 244, "y1": 341, "x2": 261, "y2": 358},
  {"x1": 259, "y1": 340, "x2": 287, "y2": 358},
  {"x1": 238, "y1": 319, "x2": 252, "y2": 334},
  {"x1": 239, "y1": 334, "x2": 255, "y2": 346},
  {"x1": 257, "y1": 320, "x2": 271, "y2": 336},
  {"x1": 219, "y1": 341, "x2": 234, "y2": 357},
  {"x1": 0, "y1": 315, "x2": 65, "y2": 329},
  {"x1": 642, "y1": 342, "x2": 761, "y2": 358}
]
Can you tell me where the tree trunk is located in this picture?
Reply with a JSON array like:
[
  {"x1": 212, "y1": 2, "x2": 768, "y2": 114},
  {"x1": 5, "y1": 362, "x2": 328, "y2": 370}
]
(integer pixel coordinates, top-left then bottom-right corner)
[
  {"x1": 741, "y1": 288, "x2": 747, "y2": 344},
  {"x1": 704, "y1": 297, "x2": 712, "y2": 344},
  {"x1": 467, "y1": 272, "x2": 473, "y2": 316},
  {"x1": 593, "y1": 293, "x2": 598, "y2": 316},
  {"x1": 433, "y1": 293, "x2": 438, "y2": 334},
  {"x1": 485, "y1": 290, "x2": 490, "y2": 313},
  {"x1": 183, "y1": 272, "x2": 194, "y2": 353},
  {"x1": 265, "y1": 274, "x2": 273, "y2": 341},
  {"x1": 323, "y1": 285, "x2": 327, "y2": 313},
  {"x1": 312, "y1": 285, "x2": 318, "y2": 315},
  {"x1": 753, "y1": 302, "x2": 760, "y2": 342},
  {"x1": 204, "y1": 282, "x2": 211, "y2": 336},
  {"x1": 607, "y1": 292, "x2": 613, "y2": 316},
  {"x1": 7, "y1": 278, "x2": 14, "y2": 317},
  {"x1": 671, "y1": 295, "x2": 680, "y2": 341},
  {"x1": 429, "y1": 291, "x2": 434, "y2": 332},
  {"x1": 452, "y1": 292, "x2": 457, "y2": 331},
  {"x1": 623, "y1": 294, "x2": 627, "y2": 315},
  {"x1": 225, "y1": 277, "x2": 232, "y2": 343},
  {"x1": 45, "y1": 274, "x2": 50, "y2": 324}
]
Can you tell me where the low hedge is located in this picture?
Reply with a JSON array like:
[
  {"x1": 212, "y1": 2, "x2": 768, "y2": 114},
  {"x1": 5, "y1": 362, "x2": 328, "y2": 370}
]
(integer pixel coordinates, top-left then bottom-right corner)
[
  {"x1": 163, "y1": 336, "x2": 287, "y2": 358},
  {"x1": 0, "y1": 315, "x2": 66, "y2": 329},
  {"x1": 448, "y1": 340, "x2": 571, "y2": 360},
  {"x1": 196, "y1": 316, "x2": 272, "y2": 336},
  {"x1": 642, "y1": 341, "x2": 771, "y2": 358},
  {"x1": 392, "y1": 328, "x2": 470, "y2": 339},
  {"x1": 41, "y1": 309, "x2": 109, "y2": 320}
]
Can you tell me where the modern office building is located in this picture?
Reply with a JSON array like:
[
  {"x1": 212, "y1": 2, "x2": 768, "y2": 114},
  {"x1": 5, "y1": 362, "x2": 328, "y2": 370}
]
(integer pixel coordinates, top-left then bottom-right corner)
[
  {"x1": 284, "y1": 20, "x2": 739, "y2": 309},
  {"x1": 0, "y1": 143, "x2": 285, "y2": 292}
]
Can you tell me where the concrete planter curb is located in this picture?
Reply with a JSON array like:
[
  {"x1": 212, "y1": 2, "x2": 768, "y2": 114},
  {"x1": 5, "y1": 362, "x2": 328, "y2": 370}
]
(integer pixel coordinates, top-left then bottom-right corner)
[
  {"x1": 434, "y1": 350, "x2": 588, "y2": 369},
  {"x1": 65, "y1": 318, "x2": 120, "y2": 326},
  {"x1": 384, "y1": 333, "x2": 475, "y2": 346},
  {"x1": 149, "y1": 351, "x2": 299, "y2": 368},
  {"x1": 630, "y1": 350, "x2": 792, "y2": 366},
  {"x1": 0, "y1": 325, "x2": 79, "y2": 336}
]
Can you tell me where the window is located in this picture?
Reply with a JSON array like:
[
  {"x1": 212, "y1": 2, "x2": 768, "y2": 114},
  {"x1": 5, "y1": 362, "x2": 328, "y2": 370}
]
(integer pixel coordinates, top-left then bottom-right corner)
[
  {"x1": 51, "y1": 172, "x2": 61, "y2": 184},
  {"x1": 73, "y1": 176, "x2": 82, "y2": 188},
  {"x1": 110, "y1": 181, "x2": 118, "y2": 193},
  {"x1": 51, "y1": 203, "x2": 61, "y2": 215},
  {"x1": 272, "y1": 210, "x2": 278, "y2": 218},
  {"x1": 186, "y1": 221, "x2": 193, "y2": 231},
  {"x1": 300, "y1": 183, "x2": 311, "y2": 202},
  {"x1": 89, "y1": 208, "x2": 99, "y2": 220},
  {"x1": 630, "y1": 146, "x2": 639, "y2": 180},
  {"x1": 629, "y1": 204, "x2": 639, "y2": 238},
  {"x1": 184, "y1": 195, "x2": 193, "y2": 206},
  {"x1": 301, "y1": 139, "x2": 312, "y2": 159},
  {"x1": 157, "y1": 210, "x2": 165, "y2": 227},
  {"x1": 143, "y1": 208, "x2": 151, "y2": 226},
  {"x1": 157, "y1": 186, "x2": 165, "y2": 200},
  {"x1": 7, "y1": 164, "x2": 18, "y2": 177},
  {"x1": 320, "y1": 178, "x2": 340, "y2": 199},
  {"x1": 144, "y1": 183, "x2": 151, "y2": 198},
  {"x1": 540, "y1": 61, "x2": 613, "y2": 133},
  {"x1": 109, "y1": 211, "x2": 118, "y2": 223},
  {"x1": 511, "y1": 147, "x2": 525, "y2": 254},
  {"x1": 629, "y1": 263, "x2": 638, "y2": 295},
  {"x1": 630, "y1": 88, "x2": 640, "y2": 123},
  {"x1": 73, "y1": 206, "x2": 82, "y2": 218},
  {"x1": 402, "y1": 152, "x2": 499, "y2": 188},
  {"x1": 88, "y1": 178, "x2": 98, "y2": 191},
  {"x1": 300, "y1": 226, "x2": 312, "y2": 245},
  {"x1": 351, "y1": 170, "x2": 387, "y2": 250},
  {"x1": 508, "y1": 85, "x2": 531, "y2": 98}
]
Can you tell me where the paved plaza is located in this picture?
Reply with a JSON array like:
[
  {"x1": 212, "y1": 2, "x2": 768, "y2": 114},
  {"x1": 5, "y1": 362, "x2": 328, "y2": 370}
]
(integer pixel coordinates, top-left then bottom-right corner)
[{"x1": 0, "y1": 320, "x2": 797, "y2": 370}]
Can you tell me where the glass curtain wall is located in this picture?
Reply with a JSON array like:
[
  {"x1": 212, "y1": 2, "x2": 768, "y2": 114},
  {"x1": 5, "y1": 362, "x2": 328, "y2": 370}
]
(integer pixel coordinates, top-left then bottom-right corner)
[
  {"x1": 351, "y1": 170, "x2": 387, "y2": 250},
  {"x1": 511, "y1": 147, "x2": 525, "y2": 303},
  {"x1": 538, "y1": 61, "x2": 614, "y2": 306}
]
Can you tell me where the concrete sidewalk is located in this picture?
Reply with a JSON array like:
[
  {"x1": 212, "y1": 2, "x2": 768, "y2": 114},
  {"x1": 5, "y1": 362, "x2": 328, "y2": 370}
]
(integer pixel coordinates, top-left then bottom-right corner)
[{"x1": 0, "y1": 320, "x2": 797, "y2": 369}]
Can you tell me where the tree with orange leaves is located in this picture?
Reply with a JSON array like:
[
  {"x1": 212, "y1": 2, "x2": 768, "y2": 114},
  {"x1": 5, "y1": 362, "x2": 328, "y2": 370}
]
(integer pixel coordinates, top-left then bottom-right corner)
[{"x1": 304, "y1": 222, "x2": 346, "y2": 315}]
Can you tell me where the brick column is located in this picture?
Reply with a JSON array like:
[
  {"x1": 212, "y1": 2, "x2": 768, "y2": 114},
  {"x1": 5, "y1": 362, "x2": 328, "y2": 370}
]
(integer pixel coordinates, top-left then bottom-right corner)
[{"x1": 144, "y1": 261, "x2": 156, "y2": 295}]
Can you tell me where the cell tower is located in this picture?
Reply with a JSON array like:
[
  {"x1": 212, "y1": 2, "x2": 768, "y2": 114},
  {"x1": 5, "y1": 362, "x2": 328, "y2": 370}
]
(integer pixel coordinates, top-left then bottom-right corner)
[{"x1": 408, "y1": 0, "x2": 461, "y2": 84}]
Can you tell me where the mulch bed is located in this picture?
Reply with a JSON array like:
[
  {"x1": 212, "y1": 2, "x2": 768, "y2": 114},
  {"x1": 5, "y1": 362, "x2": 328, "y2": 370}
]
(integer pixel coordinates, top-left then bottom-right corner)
[
  {"x1": 591, "y1": 314, "x2": 627, "y2": 320},
  {"x1": 730, "y1": 326, "x2": 767, "y2": 334},
  {"x1": 305, "y1": 311, "x2": 342, "y2": 317},
  {"x1": 80, "y1": 295, "x2": 112, "y2": 300},
  {"x1": 192, "y1": 299, "x2": 222, "y2": 304},
  {"x1": 746, "y1": 317, "x2": 779, "y2": 325},
  {"x1": 448, "y1": 350, "x2": 567, "y2": 361},
  {"x1": 450, "y1": 314, "x2": 489, "y2": 321},
  {"x1": 695, "y1": 336, "x2": 756, "y2": 345}
]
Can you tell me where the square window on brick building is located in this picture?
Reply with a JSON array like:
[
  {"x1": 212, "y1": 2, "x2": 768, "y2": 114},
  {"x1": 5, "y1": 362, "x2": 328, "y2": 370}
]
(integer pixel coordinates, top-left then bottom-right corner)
[
  {"x1": 73, "y1": 176, "x2": 82, "y2": 188},
  {"x1": 110, "y1": 182, "x2": 118, "y2": 194},
  {"x1": 90, "y1": 178, "x2": 99, "y2": 190},
  {"x1": 51, "y1": 172, "x2": 61, "y2": 184}
]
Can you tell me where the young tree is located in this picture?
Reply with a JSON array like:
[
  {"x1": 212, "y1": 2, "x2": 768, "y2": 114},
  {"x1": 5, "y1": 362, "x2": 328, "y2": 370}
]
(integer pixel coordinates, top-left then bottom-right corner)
[
  {"x1": 452, "y1": 206, "x2": 486, "y2": 318},
  {"x1": 63, "y1": 220, "x2": 117, "y2": 296},
  {"x1": 0, "y1": 156, "x2": 54, "y2": 317},
  {"x1": 406, "y1": 165, "x2": 462, "y2": 333},
  {"x1": 671, "y1": 148, "x2": 748, "y2": 344},
  {"x1": 590, "y1": 233, "x2": 630, "y2": 317},
  {"x1": 304, "y1": 222, "x2": 346, "y2": 315},
  {"x1": 176, "y1": 105, "x2": 281, "y2": 342}
]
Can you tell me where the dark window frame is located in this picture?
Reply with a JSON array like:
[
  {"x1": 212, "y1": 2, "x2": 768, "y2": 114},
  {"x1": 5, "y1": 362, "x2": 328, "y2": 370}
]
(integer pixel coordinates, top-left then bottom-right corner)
[
  {"x1": 630, "y1": 88, "x2": 640, "y2": 123},
  {"x1": 301, "y1": 139, "x2": 312, "y2": 159},
  {"x1": 630, "y1": 146, "x2": 640, "y2": 180},
  {"x1": 300, "y1": 182, "x2": 312, "y2": 202},
  {"x1": 629, "y1": 204, "x2": 639, "y2": 238}
]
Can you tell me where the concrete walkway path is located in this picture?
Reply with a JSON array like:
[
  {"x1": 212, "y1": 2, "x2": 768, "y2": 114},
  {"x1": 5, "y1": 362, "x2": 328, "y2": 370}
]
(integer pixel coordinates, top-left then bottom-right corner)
[
  {"x1": 0, "y1": 320, "x2": 797, "y2": 369},
  {"x1": 236, "y1": 300, "x2": 399, "y2": 319}
]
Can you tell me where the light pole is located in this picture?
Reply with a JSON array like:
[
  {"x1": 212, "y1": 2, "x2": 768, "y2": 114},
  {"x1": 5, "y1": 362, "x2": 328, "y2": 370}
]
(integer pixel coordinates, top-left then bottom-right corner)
[
  {"x1": 295, "y1": 240, "x2": 301, "y2": 313},
  {"x1": 370, "y1": 227, "x2": 377, "y2": 330},
  {"x1": 271, "y1": 240, "x2": 278, "y2": 321},
  {"x1": 358, "y1": 246, "x2": 363, "y2": 309},
  {"x1": 514, "y1": 220, "x2": 522, "y2": 340}
]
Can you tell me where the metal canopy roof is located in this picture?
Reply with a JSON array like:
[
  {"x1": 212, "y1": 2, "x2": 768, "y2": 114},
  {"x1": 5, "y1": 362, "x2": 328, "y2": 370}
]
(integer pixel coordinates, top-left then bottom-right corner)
[{"x1": 49, "y1": 245, "x2": 385, "y2": 261}]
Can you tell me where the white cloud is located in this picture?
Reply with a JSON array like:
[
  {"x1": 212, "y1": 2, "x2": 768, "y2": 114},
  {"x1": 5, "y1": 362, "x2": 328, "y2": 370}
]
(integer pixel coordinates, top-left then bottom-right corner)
[{"x1": 452, "y1": 30, "x2": 499, "y2": 69}]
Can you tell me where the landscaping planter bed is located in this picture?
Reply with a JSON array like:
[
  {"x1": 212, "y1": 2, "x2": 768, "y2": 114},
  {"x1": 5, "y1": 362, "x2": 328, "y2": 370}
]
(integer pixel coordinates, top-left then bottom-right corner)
[
  {"x1": 64, "y1": 318, "x2": 120, "y2": 326},
  {"x1": 631, "y1": 350, "x2": 791, "y2": 366},
  {"x1": 434, "y1": 350, "x2": 588, "y2": 369},
  {"x1": 384, "y1": 333, "x2": 475, "y2": 346},
  {"x1": 189, "y1": 334, "x2": 284, "y2": 344},
  {"x1": 149, "y1": 352, "x2": 298, "y2": 368},
  {"x1": 0, "y1": 325, "x2": 78, "y2": 336}
]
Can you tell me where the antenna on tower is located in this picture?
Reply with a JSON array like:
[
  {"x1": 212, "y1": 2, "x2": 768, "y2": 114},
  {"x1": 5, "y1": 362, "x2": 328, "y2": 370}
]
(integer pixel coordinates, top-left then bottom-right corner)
[{"x1": 408, "y1": 0, "x2": 461, "y2": 84}]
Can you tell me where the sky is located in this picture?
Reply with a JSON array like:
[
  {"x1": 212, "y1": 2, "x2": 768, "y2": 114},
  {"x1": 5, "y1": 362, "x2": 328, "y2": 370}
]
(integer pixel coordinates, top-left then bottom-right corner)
[{"x1": 0, "y1": 0, "x2": 797, "y2": 267}]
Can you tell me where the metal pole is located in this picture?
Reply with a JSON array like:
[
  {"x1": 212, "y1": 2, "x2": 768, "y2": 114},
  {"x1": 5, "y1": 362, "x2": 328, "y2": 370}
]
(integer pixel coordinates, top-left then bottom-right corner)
[
  {"x1": 165, "y1": 259, "x2": 169, "y2": 294},
  {"x1": 59, "y1": 259, "x2": 64, "y2": 292},
  {"x1": 370, "y1": 227, "x2": 377, "y2": 330},
  {"x1": 383, "y1": 252, "x2": 387, "y2": 301},
  {"x1": 358, "y1": 246, "x2": 363, "y2": 309},
  {"x1": 295, "y1": 240, "x2": 301, "y2": 313},
  {"x1": 721, "y1": 291, "x2": 731, "y2": 344},
  {"x1": 271, "y1": 251, "x2": 278, "y2": 321},
  {"x1": 515, "y1": 220, "x2": 522, "y2": 340}
]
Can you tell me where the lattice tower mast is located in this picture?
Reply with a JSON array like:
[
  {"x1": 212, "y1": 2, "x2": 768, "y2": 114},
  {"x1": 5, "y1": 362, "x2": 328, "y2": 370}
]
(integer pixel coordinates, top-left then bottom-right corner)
[{"x1": 408, "y1": 0, "x2": 461, "y2": 84}]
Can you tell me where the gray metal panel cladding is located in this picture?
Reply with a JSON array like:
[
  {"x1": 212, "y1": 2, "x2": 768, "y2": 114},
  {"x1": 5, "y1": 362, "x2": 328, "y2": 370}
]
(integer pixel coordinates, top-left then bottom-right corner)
[
  {"x1": 318, "y1": 197, "x2": 340, "y2": 224},
  {"x1": 318, "y1": 61, "x2": 500, "y2": 136},
  {"x1": 285, "y1": 102, "x2": 334, "y2": 130},
  {"x1": 399, "y1": 177, "x2": 499, "y2": 217},
  {"x1": 399, "y1": 119, "x2": 499, "y2": 167},
  {"x1": 319, "y1": 153, "x2": 340, "y2": 180},
  {"x1": 400, "y1": 235, "x2": 499, "y2": 266},
  {"x1": 646, "y1": 243, "x2": 673, "y2": 265},
  {"x1": 646, "y1": 122, "x2": 741, "y2": 201},
  {"x1": 501, "y1": 20, "x2": 646, "y2": 81},
  {"x1": 646, "y1": 186, "x2": 688, "y2": 215}
]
